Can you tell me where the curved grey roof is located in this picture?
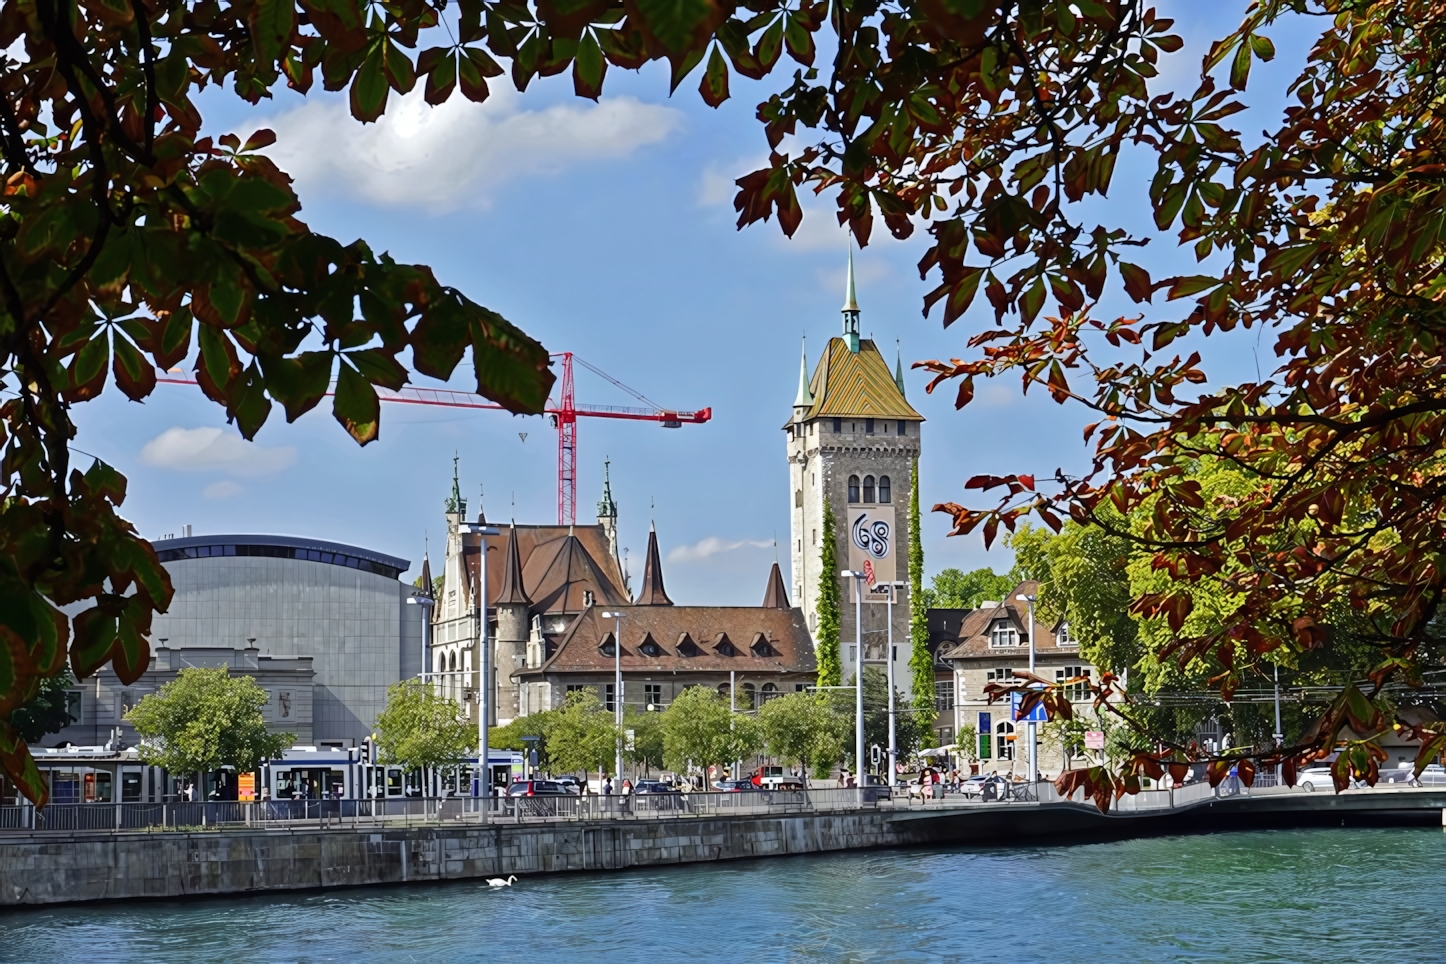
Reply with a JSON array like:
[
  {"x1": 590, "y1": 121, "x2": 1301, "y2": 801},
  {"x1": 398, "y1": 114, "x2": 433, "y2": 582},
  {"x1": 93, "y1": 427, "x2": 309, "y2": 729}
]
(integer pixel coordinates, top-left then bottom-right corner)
[{"x1": 152, "y1": 534, "x2": 409, "y2": 578}]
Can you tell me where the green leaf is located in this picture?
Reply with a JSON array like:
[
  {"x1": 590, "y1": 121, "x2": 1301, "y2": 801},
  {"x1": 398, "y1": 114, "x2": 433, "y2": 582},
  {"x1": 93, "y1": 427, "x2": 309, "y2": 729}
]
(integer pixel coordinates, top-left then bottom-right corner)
[
  {"x1": 632, "y1": 0, "x2": 713, "y2": 54},
  {"x1": 1230, "y1": 40, "x2": 1252, "y2": 90},
  {"x1": 1249, "y1": 34, "x2": 1275, "y2": 62},
  {"x1": 573, "y1": 31, "x2": 606, "y2": 100},
  {"x1": 699, "y1": 43, "x2": 729, "y2": 108},
  {"x1": 350, "y1": 43, "x2": 390, "y2": 122},
  {"x1": 111, "y1": 333, "x2": 156, "y2": 402},
  {"x1": 250, "y1": 0, "x2": 296, "y2": 64},
  {"x1": 1165, "y1": 275, "x2": 1221, "y2": 300},
  {"x1": 755, "y1": 17, "x2": 783, "y2": 72},
  {"x1": 333, "y1": 361, "x2": 381, "y2": 444},
  {"x1": 263, "y1": 350, "x2": 335, "y2": 422},
  {"x1": 384, "y1": 38, "x2": 417, "y2": 93},
  {"x1": 346, "y1": 348, "x2": 408, "y2": 390}
]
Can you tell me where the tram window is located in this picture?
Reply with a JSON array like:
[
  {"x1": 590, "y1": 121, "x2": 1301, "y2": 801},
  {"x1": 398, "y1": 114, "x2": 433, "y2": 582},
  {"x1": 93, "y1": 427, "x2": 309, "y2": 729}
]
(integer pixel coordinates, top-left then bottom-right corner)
[
  {"x1": 405, "y1": 770, "x2": 423, "y2": 797},
  {"x1": 386, "y1": 767, "x2": 404, "y2": 797},
  {"x1": 273, "y1": 770, "x2": 299, "y2": 799},
  {"x1": 121, "y1": 770, "x2": 142, "y2": 802}
]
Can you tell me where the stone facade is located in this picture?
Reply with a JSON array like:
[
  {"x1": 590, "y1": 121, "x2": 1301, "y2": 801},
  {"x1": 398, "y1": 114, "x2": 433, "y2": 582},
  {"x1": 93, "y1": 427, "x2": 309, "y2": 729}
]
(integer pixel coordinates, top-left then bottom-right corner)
[{"x1": 787, "y1": 260, "x2": 924, "y2": 690}]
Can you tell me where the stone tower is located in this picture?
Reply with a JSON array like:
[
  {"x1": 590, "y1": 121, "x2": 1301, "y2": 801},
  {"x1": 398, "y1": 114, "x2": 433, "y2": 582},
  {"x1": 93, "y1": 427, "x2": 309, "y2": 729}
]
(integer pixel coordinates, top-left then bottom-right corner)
[
  {"x1": 786, "y1": 252, "x2": 924, "y2": 686},
  {"x1": 493, "y1": 523, "x2": 531, "y2": 723}
]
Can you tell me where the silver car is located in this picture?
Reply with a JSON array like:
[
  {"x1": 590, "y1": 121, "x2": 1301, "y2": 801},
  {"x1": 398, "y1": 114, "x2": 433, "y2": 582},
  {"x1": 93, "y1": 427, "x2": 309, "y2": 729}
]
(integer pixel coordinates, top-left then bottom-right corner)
[{"x1": 1382, "y1": 763, "x2": 1446, "y2": 787}]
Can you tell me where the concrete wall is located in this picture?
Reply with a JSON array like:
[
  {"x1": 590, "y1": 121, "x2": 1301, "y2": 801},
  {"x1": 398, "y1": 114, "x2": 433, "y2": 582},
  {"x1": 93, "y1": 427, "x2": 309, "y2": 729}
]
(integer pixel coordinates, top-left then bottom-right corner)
[{"x1": 6, "y1": 790, "x2": 1445, "y2": 906}]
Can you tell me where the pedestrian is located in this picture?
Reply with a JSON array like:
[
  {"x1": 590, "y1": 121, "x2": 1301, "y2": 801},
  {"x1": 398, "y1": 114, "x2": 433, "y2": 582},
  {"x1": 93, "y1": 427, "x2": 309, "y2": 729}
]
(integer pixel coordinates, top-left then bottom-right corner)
[
  {"x1": 603, "y1": 777, "x2": 613, "y2": 796},
  {"x1": 621, "y1": 778, "x2": 632, "y2": 795}
]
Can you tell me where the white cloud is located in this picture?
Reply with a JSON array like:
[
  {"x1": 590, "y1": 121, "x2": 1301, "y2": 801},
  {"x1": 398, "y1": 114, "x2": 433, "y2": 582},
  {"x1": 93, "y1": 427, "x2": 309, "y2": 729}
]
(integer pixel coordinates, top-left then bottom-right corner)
[
  {"x1": 667, "y1": 536, "x2": 772, "y2": 564},
  {"x1": 698, "y1": 155, "x2": 767, "y2": 207},
  {"x1": 248, "y1": 88, "x2": 682, "y2": 212},
  {"x1": 203, "y1": 480, "x2": 245, "y2": 500},
  {"x1": 139, "y1": 427, "x2": 297, "y2": 478}
]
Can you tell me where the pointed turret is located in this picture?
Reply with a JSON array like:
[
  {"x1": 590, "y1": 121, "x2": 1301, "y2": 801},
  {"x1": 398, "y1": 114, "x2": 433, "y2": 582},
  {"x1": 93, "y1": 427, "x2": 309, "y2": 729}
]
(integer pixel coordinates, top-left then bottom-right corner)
[
  {"x1": 418, "y1": 551, "x2": 434, "y2": 599},
  {"x1": 762, "y1": 562, "x2": 790, "y2": 609},
  {"x1": 475, "y1": 485, "x2": 487, "y2": 524},
  {"x1": 445, "y1": 453, "x2": 467, "y2": 518},
  {"x1": 794, "y1": 336, "x2": 814, "y2": 409},
  {"x1": 634, "y1": 523, "x2": 673, "y2": 606},
  {"x1": 496, "y1": 524, "x2": 530, "y2": 605},
  {"x1": 895, "y1": 345, "x2": 906, "y2": 398},
  {"x1": 597, "y1": 458, "x2": 621, "y2": 572},
  {"x1": 842, "y1": 249, "x2": 861, "y2": 353}
]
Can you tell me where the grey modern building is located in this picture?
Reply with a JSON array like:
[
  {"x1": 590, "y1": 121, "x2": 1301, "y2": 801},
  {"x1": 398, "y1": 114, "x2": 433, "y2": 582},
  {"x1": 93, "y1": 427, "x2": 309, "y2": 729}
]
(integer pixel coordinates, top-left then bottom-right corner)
[{"x1": 45, "y1": 534, "x2": 427, "y2": 750}]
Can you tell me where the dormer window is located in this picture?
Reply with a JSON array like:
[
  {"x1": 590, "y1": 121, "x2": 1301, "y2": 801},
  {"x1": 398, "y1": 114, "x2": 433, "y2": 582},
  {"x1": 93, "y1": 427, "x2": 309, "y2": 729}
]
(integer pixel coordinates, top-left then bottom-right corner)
[
  {"x1": 599, "y1": 634, "x2": 616, "y2": 657},
  {"x1": 751, "y1": 634, "x2": 776, "y2": 657},
  {"x1": 715, "y1": 633, "x2": 736, "y2": 656},
  {"x1": 639, "y1": 634, "x2": 664, "y2": 658},
  {"x1": 677, "y1": 634, "x2": 701, "y2": 657},
  {"x1": 848, "y1": 475, "x2": 861, "y2": 503},
  {"x1": 989, "y1": 621, "x2": 1019, "y2": 648},
  {"x1": 1056, "y1": 622, "x2": 1076, "y2": 647}
]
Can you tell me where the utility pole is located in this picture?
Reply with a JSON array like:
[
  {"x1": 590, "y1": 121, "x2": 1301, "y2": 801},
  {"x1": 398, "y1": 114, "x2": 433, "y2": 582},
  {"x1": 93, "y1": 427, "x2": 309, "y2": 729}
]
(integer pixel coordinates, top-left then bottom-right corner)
[
  {"x1": 465, "y1": 523, "x2": 499, "y2": 816},
  {"x1": 842, "y1": 570, "x2": 865, "y2": 787},
  {"x1": 603, "y1": 611, "x2": 625, "y2": 784},
  {"x1": 885, "y1": 581, "x2": 902, "y2": 786},
  {"x1": 1018, "y1": 592, "x2": 1039, "y2": 784}
]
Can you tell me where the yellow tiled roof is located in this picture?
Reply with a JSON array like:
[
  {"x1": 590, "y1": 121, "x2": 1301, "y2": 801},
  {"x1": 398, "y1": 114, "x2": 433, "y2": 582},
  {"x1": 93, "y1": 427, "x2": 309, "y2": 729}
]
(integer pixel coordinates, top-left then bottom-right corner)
[{"x1": 805, "y1": 337, "x2": 924, "y2": 421}]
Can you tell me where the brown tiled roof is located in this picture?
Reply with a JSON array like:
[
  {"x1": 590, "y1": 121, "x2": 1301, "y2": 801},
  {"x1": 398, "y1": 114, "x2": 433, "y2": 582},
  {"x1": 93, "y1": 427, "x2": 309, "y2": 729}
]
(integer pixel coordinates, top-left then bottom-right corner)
[
  {"x1": 517, "y1": 604, "x2": 817, "y2": 677},
  {"x1": 762, "y1": 562, "x2": 790, "y2": 609},
  {"x1": 466, "y1": 524, "x2": 629, "y2": 618},
  {"x1": 936, "y1": 580, "x2": 1083, "y2": 660},
  {"x1": 634, "y1": 526, "x2": 672, "y2": 606},
  {"x1": 804, "y1": 337, "x2": 924, "y2": 421}
]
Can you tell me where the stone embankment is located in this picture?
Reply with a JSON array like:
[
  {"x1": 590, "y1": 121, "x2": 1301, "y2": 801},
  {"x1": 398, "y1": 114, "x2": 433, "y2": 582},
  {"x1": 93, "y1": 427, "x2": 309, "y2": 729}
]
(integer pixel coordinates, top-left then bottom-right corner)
[{"x1": 4, "y1": 786, "x2": 1445, "y2": 906}]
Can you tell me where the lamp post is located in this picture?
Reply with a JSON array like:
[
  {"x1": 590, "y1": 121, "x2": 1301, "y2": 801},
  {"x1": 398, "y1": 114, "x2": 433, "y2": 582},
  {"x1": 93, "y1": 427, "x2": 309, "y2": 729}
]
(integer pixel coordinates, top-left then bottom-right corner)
[
  {"x1": 885, "y1": 581, "x2": 904, "y2": 787},
  {"x1": 601, "y1": 610, "x2": 624, "y2": 784},
  {"x1": 463, "y1": 523, "x2": 499, "y2": 814},
  {"x1": 1273, "y1": 662, "x2": 1284, "y2": 783},
  {"x1": 405, "y1": 595, "x2": 434, "y2": 684},
  {"x1": 1016, "y1": 593, "x2": 1038, "y2": 784},
  {"x1": 842, "y1": 569, "x2": 865, "y2": 786}
]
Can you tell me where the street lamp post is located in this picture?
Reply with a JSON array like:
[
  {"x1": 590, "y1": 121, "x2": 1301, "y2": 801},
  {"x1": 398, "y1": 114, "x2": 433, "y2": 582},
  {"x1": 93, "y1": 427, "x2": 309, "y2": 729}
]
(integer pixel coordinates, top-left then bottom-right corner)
[
  {"x1": 405, "y1": 595, "x2": 434, "y2": 685},
  {"x1": 1273, "y1": 663, "x2": 1284, "y2": 782},
  {"x1": 463, "y1": 523, "x2": 499, "y2": 816},
  {"x1": 602, "y1": 611, "x2": 624, "y2": 784},
  {"x1": 885, "y1": 581, "x2": 903, "y2": 788},
  {"x1": 1017, "y1": 593, "x2": 1039, "y2": 784},
  {"x1": 841, "y1": 570, "x2": 865, "y2": 786}
]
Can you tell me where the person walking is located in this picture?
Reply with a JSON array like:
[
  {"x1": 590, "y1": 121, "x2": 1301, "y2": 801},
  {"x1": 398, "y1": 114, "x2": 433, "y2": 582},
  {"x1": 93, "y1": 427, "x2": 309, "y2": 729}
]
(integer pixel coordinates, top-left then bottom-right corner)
[{"x1": 603, "y1": 777, "x2": 613, "y2": 796}]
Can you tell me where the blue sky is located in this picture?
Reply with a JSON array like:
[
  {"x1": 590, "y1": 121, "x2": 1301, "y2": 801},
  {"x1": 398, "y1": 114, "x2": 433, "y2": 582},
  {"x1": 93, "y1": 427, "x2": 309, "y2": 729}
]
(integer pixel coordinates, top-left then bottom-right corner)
[{"x1": 71, "y1": 3, "x2": 1314, "y2": 604}]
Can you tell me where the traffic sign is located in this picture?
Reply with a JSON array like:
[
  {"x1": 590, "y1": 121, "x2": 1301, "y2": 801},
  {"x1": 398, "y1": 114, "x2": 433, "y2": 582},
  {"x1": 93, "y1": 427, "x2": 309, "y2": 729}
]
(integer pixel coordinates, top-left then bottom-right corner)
[{"x1": 1011, "y1": 690, "x2": 1047, "y2": 722}]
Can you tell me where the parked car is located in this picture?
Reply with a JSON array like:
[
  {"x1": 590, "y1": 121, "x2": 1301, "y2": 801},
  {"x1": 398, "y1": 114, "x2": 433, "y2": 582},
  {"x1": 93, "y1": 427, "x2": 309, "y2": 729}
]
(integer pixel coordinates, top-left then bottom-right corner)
[
  {"x1": 713, "y1": 779, "x2": 760, "y2": 792},
  {"x1": 631, "y1": 781, "x2": 677, "y2": 794},
  {"x1": 959, "y1": 775, "x2": 1009, "y2": 800},
  {"x1": 1297, "y1": 766, "x2": 1357, "y2": 792},
  {"x1": 555, "y1": 777, "x2": 582, "y2": 795},
  {"x1": 507, "y1": 780, "x2": 572, "y2": 797},
  {"x1": 1383, "y1": 764, "x2": 1446, "y2": 786}
]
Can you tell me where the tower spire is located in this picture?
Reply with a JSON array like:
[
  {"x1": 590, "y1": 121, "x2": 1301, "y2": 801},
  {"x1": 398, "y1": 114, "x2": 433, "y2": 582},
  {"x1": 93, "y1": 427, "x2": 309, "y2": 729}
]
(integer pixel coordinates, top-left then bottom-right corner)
[
  {"x1": 895, "y1": 340, "x2": 906, "y2": 397},
  {"x1": 842, "y1": 248, "x2": 861, "y2": 353},
  {"x1": 794, "y1": 335, "x2": 814, "y2": 409},
  {"x1": 635, "y1": 523, "x2": 673, "y2": 606},
  {"x1": 445, "y1": 452, "x2": 466, "y2": 517}
]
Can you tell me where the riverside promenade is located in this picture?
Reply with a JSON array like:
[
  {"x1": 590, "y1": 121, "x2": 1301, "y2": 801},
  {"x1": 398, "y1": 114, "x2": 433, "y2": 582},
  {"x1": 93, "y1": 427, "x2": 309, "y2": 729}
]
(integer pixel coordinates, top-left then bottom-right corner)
[{"x1": 3, "y1": 781, "x2": 1444, "y2": 905}]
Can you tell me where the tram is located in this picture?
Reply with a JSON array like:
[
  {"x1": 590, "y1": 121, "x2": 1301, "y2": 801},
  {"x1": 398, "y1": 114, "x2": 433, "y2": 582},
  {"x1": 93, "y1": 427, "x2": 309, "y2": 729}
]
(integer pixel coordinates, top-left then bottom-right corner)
[{"x1": 260, "y1": 745, "x2": 523, "y2": 800}]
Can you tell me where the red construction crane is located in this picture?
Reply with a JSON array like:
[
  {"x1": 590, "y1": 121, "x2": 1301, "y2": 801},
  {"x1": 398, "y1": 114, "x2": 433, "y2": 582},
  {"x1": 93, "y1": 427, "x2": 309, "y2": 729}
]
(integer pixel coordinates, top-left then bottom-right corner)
[{"x1": 157, "y1": 351, "x2": 711, "y2": 526}]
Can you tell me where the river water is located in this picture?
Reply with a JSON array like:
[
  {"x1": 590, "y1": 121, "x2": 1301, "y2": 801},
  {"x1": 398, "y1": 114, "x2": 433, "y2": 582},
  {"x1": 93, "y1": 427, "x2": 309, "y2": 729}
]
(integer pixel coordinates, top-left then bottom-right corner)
[{"x1": 1, "y1": 828, "x2": 1439, "y2": 962}]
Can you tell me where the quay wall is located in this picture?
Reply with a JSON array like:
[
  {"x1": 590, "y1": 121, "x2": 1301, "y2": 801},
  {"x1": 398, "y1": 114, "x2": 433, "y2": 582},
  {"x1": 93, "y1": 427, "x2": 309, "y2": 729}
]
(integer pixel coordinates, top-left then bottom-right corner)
[{"x1": 5, "y1": 789, "x2": 1446, "y2": 906}]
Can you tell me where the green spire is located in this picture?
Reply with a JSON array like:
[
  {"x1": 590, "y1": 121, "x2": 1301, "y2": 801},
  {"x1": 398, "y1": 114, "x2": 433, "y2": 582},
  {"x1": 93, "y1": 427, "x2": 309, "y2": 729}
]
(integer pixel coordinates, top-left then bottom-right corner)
[
  {"x1": 597, "y1": 458, "x2": 618, "y2": 520},
  {"x1": 895, "y1": 342, "x2": 906, "y2": 398},
  {"x1": 842, "y1": 248, "x2": 860, "y2": 353},
  {"x1": 445, "y1": 453, "x2": 467, "y2": 516},
  {"x1": 794, "y1": 336, "x2": 814, "y2": 408}
]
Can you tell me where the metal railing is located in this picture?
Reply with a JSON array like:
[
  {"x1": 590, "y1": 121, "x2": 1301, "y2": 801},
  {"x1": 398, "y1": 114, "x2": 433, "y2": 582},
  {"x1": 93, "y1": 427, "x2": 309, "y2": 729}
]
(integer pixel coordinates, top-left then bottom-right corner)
[{"x1": 0, "y1": 775, "x2": 1430, "y2": 834}]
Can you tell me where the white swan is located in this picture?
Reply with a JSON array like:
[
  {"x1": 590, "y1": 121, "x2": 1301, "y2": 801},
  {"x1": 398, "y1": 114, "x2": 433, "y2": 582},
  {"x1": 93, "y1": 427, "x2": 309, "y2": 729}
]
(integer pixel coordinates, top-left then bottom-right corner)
[{"x1": 486, "y1": 875, "x2": 517, "y2": 887}]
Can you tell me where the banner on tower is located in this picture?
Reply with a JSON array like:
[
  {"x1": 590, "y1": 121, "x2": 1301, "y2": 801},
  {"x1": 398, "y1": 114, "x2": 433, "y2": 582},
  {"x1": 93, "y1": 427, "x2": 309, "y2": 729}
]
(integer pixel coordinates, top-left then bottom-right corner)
[{"x1": 848, "y1": 505, "x2": 896, "y2": 598}]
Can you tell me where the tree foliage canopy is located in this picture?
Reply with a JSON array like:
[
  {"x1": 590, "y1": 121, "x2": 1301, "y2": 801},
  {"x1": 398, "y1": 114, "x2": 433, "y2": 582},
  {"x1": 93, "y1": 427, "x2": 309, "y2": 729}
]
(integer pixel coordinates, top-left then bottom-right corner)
[
  {"x1": 373, "y1": 679, "x2": 472, "y2": 772},
  {"x1": 125, "y1": 667, "x2": 291, "y2": 775},
  {"x1": 759, "y1": 689, "x2": 846, "y2": 774},
  {"x1": 545, "y1": 689, "x2": 619, "y2": 777},
  {"x1": 659, "y1": 685, "x2": 761, "y2": 781}
]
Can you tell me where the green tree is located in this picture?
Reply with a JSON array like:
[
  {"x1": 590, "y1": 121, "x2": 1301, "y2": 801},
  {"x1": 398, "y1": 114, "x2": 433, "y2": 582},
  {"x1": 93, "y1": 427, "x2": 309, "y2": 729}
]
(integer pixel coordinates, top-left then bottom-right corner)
[
  {"x1": 546, "y1": 690, "x2": 618, "y2": 779},
  {"x1": 920, "y1": 568, "x2": 1019, "y2": 611},
  {"x1": 11, "y1": 671, "x2": 76, "y2": 744},
  {"x1": 373, "y1": 680, "x2": 472, "y2": 772},
  {"x1": 907, "y1": 458, "x2": 935, "y2": 734},
  {"x1": 659, "y1": 686, "x2": 761, "y2": 785},
  {"x1": 829, "y1": 666, "x2": 919, "y2": 771},
  {"x1": 622, "y1": 707, "x2": 665, "y2": 774},
  {"x1": 760, "y1": 690, "x2": 846, "y2": 776},
  {"x1": 816, "y1": 497, "x2": 842, "y2": 687},
  {"x1": 491, "y1": 708, "x2": 558, "y2": 771},
  {"x1": 126, "y1": 668, "x2": 291, "y2": 776}
]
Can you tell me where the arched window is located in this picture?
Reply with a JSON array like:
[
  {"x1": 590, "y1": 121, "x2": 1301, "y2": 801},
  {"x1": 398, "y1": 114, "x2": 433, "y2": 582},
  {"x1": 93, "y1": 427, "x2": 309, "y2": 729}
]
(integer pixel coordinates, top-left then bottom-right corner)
[
  {"x1": 996, "y1": 720, "x2": 1016, "y2": 760},
  {"x1": 863, "y1": 475, "x2": 875, "y2": 502},
  {"x1": 741, "y1": 682, "x2": 756, "y2": 709},
  {"x1": 878, "y1": 475, "x2": 891, "y2": 503},
  {"x1": 847, "y1": 475, "x2": 861, "y2": 503},
  {"x1": 449, "y1": 652, "x2": 457, "y2": 672}
]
